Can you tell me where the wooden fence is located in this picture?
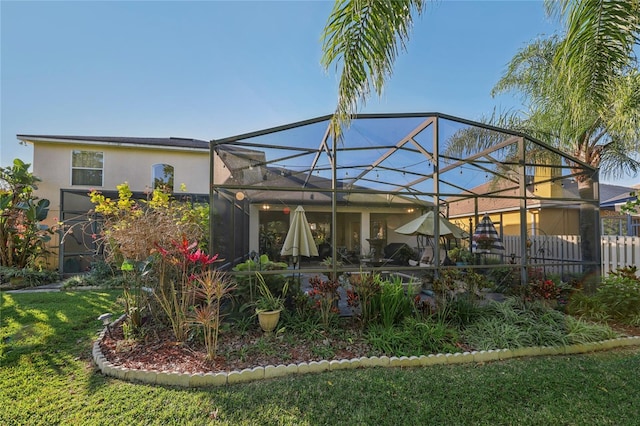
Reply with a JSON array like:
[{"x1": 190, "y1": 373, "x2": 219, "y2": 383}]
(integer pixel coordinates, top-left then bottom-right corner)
[{"x1": 499, "y1": 235, "x2": 640, "y2": 277}]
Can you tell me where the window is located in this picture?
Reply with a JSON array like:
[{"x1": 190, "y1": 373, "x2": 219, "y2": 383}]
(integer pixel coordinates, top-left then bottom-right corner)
[
  {"x1": 71, "y1": 150, "x2": 103, "y2": 186},
  {"x1": 152, "y1": 164, "x2": 174, "y2": 191}
]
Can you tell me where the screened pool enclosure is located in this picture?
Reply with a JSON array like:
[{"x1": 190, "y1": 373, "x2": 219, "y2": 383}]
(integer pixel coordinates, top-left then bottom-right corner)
[{"x1": 209, "y1": 113, "x2": 600, "y2": 287}]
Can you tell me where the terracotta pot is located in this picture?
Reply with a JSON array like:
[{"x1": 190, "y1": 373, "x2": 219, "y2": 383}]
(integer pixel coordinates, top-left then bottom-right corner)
[{"x1": 257, "y1": 309, "x2": 281, "y2": 333}]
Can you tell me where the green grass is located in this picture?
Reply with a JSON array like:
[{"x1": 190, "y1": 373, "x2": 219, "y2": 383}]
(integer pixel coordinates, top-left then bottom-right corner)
[{"x1": 2, "y1": 291, "x2": 640, "y2": 425}]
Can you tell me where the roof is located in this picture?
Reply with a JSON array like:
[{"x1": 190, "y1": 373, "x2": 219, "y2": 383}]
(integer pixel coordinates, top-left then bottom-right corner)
[
  {"x1": 236, "y1": 166, "x2": 433, "y2": 208},
  {"x1": 447, "y1": 180, "x2": 632, "y2": 216},
  {"x1": 600, "y1": 184, "x2": 637, "y2": 208},
  {"x1": 17, "y1": 134, "x2": 210, "y2": 150}
]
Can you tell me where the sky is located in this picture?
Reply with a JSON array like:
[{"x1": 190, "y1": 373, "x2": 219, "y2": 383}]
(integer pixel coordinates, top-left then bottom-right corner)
[{"x1": 1, "y1": 0, "x2": 638, "y2": 187}]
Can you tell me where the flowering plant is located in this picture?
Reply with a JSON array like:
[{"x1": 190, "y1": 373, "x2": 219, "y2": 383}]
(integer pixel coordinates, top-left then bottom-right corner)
[
  {"x1": 88, "y1": 182, "x2": 209, "y2": 265},
  {"x1": 474, "y1": 235, "x2": 495, "y2": 250}
]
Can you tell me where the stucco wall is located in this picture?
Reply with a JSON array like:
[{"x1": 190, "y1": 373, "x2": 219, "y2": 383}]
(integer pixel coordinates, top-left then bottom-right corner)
[
  {"x1": 32, "y1": 143, "x2": 212, "y2": 210},
  {"x1": 466, "y1": 208, "x2": 579, "y2": 237},
  {"x1": 30, "y1": 142, "x2": 224, "y2": 270}
]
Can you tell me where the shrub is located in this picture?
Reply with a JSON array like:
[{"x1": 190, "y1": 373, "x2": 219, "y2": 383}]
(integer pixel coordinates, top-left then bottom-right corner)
[
  {"x1": 231, "y1": 255, "x2": 288, "y2": 308},
  {"x1": 346, "y1": 271, "x2": 382, "y2": 326},
  {"x1": 0, "y1": 159, "x2": 54, "y2": 269},
  {"x1": 119, "y1": 258, "x2": 153, "y2": 333},
  {"x1": 564, "y1": 316, "x2": 618, "y2": 344},
  {"x1": 373, "y1": 276, "x2": 414, "y2": 328},
  {"x1": 153, "y1": 237, "x2": 219, "y2": 341},
  {"x1": 307, "y1": 275, "x2": 341, "y2": 329},
  {"x1": 437, "y1": 292, "x2": 483, "y2": 327},
  {"x1": 565, "y1": 291, "x2": 609, "y2": 320},
  {"x1": 566, "y1": 267, "x2": 640, "y2": 325},
  {"x1": 0, "y1": 266, "x2": 60, "y2": 288},
  {"x1": 61, "y1": 260, "x2": 125, "y2": 289},
  {"x1": 595, "y1": 274, "x2": 640, "y2": 321},
  {"x1": 527, "y1": 278, "x2": 562, "y2": 301},
  {"x1": 89, "y1": 182, "x2": 207, "y2": 264}
]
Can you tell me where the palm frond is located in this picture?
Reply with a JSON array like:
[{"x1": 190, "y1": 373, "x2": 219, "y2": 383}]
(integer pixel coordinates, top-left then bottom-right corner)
[
  {"x1": 491, "y1": 36, "x2": 560, "y2": 103},
  {"x1": 321, "y1": 0, "x2": 426, "y2": 139},
  {"x1": 551, "y1": 0, "x2": 640, "y2": 109},
  {"x1": 599, "y1": 140, "x2": 640, "y2": 179}
]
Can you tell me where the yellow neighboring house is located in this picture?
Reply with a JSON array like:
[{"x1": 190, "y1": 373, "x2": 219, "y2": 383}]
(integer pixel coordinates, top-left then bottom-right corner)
[{"x1": 447, "y1": 177, "x2": 637, "y2": 238}]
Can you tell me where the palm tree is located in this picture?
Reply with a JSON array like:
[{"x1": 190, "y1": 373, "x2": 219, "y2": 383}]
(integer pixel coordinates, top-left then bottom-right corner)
[
  {"x1": 321, "y1": 0, "x2": 640, "y2": 286},
  {"x1": 321, "y1": 0, "x2": 640, "y2": 142},
  {"x1": 491, "y1": 37, "x2": 640, "y2": 183},
  {"x1": 448, "y1": 37, "x2": 640, "y2": 285},
  {"x1": 321, "y1": 0, "x2": 426, "y2": 138},
  {"x1": 545, "y1": 0, "x2": 640, "y2": 114}
]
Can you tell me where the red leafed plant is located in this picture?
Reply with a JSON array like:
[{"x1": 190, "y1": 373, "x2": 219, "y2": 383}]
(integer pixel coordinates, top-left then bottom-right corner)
[
  {"x1": 347, "y1": 272, "x2": 382, "y2": 326},
  {"x1": 307, "y1": 275, "x2": 341, "y2": 328},
  {"x1": 528, "y1": 278, "x2": 561, "y2": 301},
  {"x1": 154, "y1": 236, "x2": 220, "y2": 341}
]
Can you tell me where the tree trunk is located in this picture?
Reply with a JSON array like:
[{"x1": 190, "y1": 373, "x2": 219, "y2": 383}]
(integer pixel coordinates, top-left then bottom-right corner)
[{"x1": 577, "y1": 176, "x2": 600, "y2": 293}]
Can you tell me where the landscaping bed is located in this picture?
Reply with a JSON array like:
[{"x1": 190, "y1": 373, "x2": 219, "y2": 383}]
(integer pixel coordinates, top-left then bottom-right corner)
[
  {"x1": 100, "y1": 319, "x2": 376, "y2": 374},
  {"x1": 97, "y1": 302, "x2": 639, "y2": 378}
]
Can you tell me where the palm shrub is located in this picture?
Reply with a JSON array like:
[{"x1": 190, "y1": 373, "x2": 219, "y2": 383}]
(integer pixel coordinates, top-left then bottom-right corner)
[{"x1": 190, "y1": 269, "x2": 235, "y2": 360}]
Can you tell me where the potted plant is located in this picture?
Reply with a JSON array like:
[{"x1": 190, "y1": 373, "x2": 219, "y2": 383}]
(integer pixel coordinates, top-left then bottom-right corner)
[
  {"x1": 254, "y1": 272, "x2": 287, "y2": 332},
  {"x1": 397, "y1": 244, "x2": 418, "y2": 266},
  {"x1": 449, "y1": 247, "x2": 472, "y2": 265},
  {"x1": 474, "y1": 235, "x2": 495, "y2": 251}
]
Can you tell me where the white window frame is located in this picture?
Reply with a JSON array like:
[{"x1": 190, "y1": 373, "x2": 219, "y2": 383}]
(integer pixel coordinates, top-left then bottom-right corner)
[{"x1": 70, "y1": 150, "x2": 104, "y2": 187}]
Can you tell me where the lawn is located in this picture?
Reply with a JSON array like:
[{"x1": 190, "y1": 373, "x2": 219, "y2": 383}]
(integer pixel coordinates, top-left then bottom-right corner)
[{"x1": 2, "y1": 290, "x2": 640, "y2": 425}]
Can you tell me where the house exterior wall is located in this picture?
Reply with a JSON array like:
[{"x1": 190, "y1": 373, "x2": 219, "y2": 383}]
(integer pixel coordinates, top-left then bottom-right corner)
[
  {"x1": 28, "y1": 141, "x2": 223, "y2": 270},
  {"x1": 462, "y1": 208, "x2": 579, "y2": 238}
]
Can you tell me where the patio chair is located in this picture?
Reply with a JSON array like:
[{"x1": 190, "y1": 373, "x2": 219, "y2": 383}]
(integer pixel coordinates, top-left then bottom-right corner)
[
  {"x1": 416, "y1": 246, "x2": 433, "y2": 266},
  {"x1": 415, "y1": 245, "x2": 447, "y2": 266}
]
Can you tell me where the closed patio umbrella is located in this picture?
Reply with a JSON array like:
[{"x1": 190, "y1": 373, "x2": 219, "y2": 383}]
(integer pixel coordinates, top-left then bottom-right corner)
[
  {"x1": 280, "y1": 206, "x2": 319, "y2": 259},
  {"x1": 472, "y1": 214, "x2": 505, "y2": 252}
]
